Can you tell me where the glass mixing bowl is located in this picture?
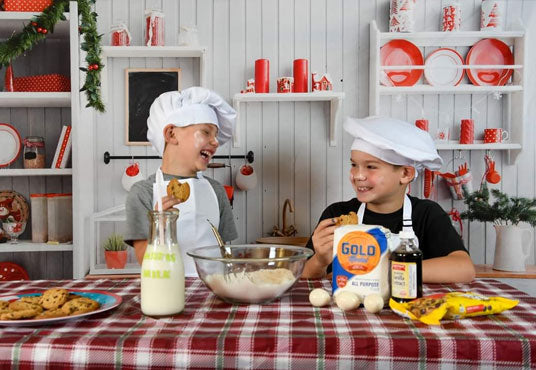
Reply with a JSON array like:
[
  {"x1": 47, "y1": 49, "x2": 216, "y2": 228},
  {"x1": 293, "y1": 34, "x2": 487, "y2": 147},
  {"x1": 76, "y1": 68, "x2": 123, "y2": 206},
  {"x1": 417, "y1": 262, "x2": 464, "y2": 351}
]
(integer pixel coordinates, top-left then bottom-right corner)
[{"x1": 187, "y1": 244, "x2": 313, "y2": 304}]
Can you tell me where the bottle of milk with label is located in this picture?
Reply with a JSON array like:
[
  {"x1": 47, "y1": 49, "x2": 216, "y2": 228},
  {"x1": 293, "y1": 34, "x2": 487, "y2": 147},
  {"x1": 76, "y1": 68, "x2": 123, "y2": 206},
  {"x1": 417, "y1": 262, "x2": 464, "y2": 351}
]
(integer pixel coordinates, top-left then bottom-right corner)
[{"x1": 141, "y1": 209, "x2": 184, "y2": 316}]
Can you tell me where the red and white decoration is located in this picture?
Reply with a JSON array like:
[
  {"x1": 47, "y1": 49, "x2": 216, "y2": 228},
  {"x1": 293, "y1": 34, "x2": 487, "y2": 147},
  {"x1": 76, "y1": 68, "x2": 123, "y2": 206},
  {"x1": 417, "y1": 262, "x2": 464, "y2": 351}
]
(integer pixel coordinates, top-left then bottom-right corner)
[
  {"x1": 145, "y1": 9, "x2": 165, "y2": 46},
  {"x1": 277, "y1": 77, "x2": 294, "y2": 93},
  {"x1": 481, "y1": 0, "x2": 504, "y2": 31},
  {"x1": 51, "y1": 126, "x2": 72, "y2": 169},
  {"x1": 389, "y1": 0, "x2": 417, "y2": 32},
  {"x1": 442, "y1": 1, "x2": 461, "y2": 31},
  {"x1": 122, "y1": 162, "x2": 145, "y2": 192},
  {"x1": 3, "y1": 0, "x2": 51, "y2": 11},
  {"x1": 110, "y1": 23, "x2": 131, "y2": 46},
  {"x1": 312, "y1": 73, "x2": 333, "y2": 92},
  {"x1": 240, "y1": 79, "x2": 255, "y2": 94}
]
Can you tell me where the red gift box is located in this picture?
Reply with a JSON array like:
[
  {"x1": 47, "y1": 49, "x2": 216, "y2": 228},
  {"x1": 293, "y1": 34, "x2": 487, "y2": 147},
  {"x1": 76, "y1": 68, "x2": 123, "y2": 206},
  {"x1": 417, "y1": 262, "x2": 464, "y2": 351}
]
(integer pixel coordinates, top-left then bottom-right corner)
[
  {"x1": 13, "y1": 74, "x2": 70, "y2": 92},
  {"x1": 3, "y1": 0, "x2": 52, "y2": 12}
]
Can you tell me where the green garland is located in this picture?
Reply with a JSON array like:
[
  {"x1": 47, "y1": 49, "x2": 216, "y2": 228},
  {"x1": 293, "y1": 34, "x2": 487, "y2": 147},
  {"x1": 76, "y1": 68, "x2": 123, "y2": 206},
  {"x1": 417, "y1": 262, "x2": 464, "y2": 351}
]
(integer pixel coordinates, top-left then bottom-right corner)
[
  {"x1": 0, "y1": 0, "x2": 104, "y2": 112},
  {"x1": 461, "y1": 183, "x2": 536, "y2": 227}
]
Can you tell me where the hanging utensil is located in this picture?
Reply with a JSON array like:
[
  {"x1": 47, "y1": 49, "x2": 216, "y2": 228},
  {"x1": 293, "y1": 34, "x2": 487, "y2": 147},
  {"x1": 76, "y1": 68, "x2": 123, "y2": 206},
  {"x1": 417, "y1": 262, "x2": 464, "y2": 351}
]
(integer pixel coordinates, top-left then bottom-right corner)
[{"x1": 485, "y1": 155, "x2": 501, "y2": 184}]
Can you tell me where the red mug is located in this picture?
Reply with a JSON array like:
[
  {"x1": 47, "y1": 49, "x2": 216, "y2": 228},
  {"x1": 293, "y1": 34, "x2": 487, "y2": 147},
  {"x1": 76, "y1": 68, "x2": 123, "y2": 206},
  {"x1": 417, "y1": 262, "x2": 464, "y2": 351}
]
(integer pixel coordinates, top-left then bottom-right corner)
[
  {"x1": 415, "y1": 119, "x2": 429, "y2": 131},
  {"x1": 459, "y1": 119, "x2": 474, "y2": 144},
  {"x1": 484, "y1": 128, "x2": 509, "y2": 143}
]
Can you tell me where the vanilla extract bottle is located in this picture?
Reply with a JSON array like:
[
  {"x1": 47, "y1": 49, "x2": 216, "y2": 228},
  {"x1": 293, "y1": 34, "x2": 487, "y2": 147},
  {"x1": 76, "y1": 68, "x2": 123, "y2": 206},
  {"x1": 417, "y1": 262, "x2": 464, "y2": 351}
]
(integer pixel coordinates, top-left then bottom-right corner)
[{"x1": 389, "y1": 230, "x2": 423, "y2": 303}]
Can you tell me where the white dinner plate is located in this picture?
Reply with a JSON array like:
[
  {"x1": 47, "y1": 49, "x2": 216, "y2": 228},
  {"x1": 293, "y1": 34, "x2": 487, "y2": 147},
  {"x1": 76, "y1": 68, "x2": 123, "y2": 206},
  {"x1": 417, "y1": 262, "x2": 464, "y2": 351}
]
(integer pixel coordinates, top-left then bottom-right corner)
[
  {"x1": 0, "y1": 123, "x2": 22, "y2": 167},
  {"x1": 0, "y1": 289, "x2": 122, "y2": 326},
  {"x1": 424, "y1": 48, "x2": 465, "y2": 87}
]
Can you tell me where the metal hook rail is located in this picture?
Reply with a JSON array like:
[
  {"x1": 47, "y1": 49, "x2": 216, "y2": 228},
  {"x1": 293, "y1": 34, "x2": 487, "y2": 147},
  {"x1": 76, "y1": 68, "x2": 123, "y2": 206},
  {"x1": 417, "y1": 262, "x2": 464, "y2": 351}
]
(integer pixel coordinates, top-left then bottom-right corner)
[{"x1": 103, "y1": 150, "x2": 254, "y2": 164}]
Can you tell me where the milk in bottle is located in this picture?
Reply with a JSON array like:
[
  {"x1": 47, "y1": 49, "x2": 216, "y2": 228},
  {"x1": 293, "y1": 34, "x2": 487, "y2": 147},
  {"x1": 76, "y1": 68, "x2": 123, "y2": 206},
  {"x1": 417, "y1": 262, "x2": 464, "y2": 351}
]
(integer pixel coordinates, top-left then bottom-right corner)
[{"x1": 141, "y1": 209, "x2": 185, "y2": 316}]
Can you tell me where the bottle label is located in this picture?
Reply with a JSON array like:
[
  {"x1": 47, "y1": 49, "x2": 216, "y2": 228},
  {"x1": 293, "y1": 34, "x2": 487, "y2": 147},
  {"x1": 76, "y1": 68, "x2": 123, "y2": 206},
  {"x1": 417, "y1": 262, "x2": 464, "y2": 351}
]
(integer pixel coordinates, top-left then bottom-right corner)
[
  {"x1": 391, "y1": 261, "x2": 417, "y2": 299},
  {"x1": 336, "y1": 231, "x2": 381, "y2": 275}
]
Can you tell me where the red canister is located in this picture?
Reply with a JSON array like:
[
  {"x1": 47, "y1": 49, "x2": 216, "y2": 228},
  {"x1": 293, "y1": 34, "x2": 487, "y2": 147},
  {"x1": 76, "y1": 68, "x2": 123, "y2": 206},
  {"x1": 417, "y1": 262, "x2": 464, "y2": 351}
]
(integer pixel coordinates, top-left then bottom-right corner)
[
  {"x1": 145, "y1": 9, "x2": 165, "y2": 46},
  {"x1": 442, "y1": 1, "x2": 461, "y2": 31},
  {"x1": 255, "y1": 59, "x2": 269, "y2": 93},
  {"x1": 110, "y1": 23, "x2": 131, "y2": 46},
  {"x1": 459, "y1": 119, "x2": 474, "y2": 144},
  {"x1": 415, "y1": 119, "x2": 429, "y2": 131},
  {"x1": 293, "y1": 59, "x2": 308, "y2": 93}
]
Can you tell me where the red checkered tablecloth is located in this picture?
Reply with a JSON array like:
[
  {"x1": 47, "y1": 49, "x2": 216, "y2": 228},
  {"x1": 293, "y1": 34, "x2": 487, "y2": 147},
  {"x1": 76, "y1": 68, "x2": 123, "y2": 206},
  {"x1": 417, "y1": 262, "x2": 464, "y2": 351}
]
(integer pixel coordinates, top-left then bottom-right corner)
[{"x1": 0, "y1": 278, "x2": 535, "y2": 369}]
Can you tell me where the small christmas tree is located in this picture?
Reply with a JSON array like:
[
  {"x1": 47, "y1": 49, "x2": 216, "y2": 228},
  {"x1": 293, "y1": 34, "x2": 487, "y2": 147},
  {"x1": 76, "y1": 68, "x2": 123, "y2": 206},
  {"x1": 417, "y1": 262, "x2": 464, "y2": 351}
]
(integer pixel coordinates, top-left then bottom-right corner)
[{"x1": 461, "y1": 183, "x2": 536, "y2": 227}]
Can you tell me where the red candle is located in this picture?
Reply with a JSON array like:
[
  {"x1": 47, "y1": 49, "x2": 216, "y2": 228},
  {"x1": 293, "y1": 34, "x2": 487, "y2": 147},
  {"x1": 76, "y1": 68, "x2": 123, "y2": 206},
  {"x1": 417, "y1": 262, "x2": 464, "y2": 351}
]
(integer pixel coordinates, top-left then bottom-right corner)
[
  {"x1": 255, "y1": 59, "x2": 269, "y2": 93},
  {"x1": 4, "y1": 64, "x2": 14, "y2": 92},
  {"x1": 459, "y1": 119, "x2": 474, "y2": 144},
  {"x1": 293, "y1": 59, "x2": 308, "y2": 92}
]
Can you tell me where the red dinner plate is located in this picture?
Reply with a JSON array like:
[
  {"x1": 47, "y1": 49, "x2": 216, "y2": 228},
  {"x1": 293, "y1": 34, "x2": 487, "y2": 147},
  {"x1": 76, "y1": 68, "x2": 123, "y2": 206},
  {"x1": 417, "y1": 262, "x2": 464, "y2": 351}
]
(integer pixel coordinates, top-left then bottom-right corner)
[
  {"x1": 0, "y1": 123, "x2": 21, "y2": 167},
  {"x1": 380, "y1": 39, "x2": 423, "y2": 86},
  {"x1": 466, "y1": 39, "x2": 514, "y2": 86}
]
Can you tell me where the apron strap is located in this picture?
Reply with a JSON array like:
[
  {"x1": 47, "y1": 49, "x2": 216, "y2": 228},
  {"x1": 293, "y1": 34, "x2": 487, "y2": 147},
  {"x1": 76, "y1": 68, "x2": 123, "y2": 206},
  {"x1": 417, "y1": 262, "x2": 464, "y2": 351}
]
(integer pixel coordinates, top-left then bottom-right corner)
[{"x1": 357, "y1": 194, "x2": 414, "y2": 233}]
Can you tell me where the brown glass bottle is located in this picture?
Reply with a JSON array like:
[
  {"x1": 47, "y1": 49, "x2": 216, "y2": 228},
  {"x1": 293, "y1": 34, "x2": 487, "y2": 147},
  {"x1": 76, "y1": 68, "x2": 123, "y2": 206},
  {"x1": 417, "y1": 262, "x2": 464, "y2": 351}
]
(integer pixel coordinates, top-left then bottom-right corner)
[{"x1": 389, "y1": 231, "x2": 422, "y2": 303}]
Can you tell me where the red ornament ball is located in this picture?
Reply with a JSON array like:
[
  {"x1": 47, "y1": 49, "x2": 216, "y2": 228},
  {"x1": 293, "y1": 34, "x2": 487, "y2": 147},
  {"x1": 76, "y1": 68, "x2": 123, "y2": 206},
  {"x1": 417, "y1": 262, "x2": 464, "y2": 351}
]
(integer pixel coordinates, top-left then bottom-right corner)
[
  {"x1": 42, "y1": 29, "x2": 48, "y2": 34},
  {"x1": 31, "y1": 22, "x2": 37, "y2": 27},
  {"x1": 37, "y1": 27, "x2": 43, "y2": 33}
]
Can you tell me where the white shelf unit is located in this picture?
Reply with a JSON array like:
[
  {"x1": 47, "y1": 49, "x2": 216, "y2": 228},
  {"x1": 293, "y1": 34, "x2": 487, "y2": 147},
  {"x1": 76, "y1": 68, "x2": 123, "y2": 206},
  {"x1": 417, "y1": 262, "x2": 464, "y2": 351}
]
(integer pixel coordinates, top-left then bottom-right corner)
[
  {"x1": 0, "y1": 3, "x2": 81, "y2": 271},
  {"x1": 0, "y1": 243, "x2": 73, "y2": 253},
  {"x1": 232, "y1": 91, "x2": 345, "y2": 147},
  {"x1": 0, "y1": 169, "x2": 72, "y2": 176},
  {"x1": 0, "y1": 92, "x2": 71, "y2": 107},
  {"x1": 369, "y1": 20, "x2": 527, "y2": 163},
  {"x1": 100, "y1": 45, "x2": 207, "y2": 103}
]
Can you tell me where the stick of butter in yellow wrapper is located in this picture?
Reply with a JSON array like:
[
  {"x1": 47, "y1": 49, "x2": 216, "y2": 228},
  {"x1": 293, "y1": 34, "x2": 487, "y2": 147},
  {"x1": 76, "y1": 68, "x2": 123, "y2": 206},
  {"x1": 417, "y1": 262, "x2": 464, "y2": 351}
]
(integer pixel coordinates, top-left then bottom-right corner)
[{"x1": 389, "y1": 292, "x2": 518, "y2": 325}]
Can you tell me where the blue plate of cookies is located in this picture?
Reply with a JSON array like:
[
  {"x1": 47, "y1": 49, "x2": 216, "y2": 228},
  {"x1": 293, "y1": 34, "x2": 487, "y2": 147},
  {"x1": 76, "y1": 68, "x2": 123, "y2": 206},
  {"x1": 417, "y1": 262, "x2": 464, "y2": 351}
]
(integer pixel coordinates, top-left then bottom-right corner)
[{"x1": 0, "y1": 289, "x2": 122, "y2": 326}]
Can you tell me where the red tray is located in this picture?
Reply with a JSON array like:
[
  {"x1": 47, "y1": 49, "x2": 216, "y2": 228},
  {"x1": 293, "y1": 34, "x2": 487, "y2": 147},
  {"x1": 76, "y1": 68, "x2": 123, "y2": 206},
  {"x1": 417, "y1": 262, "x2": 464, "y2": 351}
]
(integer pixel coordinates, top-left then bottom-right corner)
[
  {"x1": 3, "y1": 0, "x2": 52, "y2": 12},
  {"x1": 13, "y1": 74, "x2": 70, "y2": 92}
]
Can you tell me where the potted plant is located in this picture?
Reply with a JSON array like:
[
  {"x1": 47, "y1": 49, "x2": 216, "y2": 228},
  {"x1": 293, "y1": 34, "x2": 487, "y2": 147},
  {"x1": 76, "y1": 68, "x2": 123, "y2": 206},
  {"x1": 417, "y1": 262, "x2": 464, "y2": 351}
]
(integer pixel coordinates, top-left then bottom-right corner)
[
  {"x1": 103, "y1": 233, "x2": 128, "y2": 269},
  {"x1": 461, "y1": 183, "x2": 536, "y2": 272}
]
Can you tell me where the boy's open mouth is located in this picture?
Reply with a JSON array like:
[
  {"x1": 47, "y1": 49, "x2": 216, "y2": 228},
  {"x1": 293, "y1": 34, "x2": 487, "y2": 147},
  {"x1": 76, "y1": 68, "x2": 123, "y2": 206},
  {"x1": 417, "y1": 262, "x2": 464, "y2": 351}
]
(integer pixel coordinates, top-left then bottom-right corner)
[
  {"x1": 357, "y1": 186, "x2": 372, "y2": 193},
  {"x1": 200, "y1": 150, "x2": 213, "y2": 161}
]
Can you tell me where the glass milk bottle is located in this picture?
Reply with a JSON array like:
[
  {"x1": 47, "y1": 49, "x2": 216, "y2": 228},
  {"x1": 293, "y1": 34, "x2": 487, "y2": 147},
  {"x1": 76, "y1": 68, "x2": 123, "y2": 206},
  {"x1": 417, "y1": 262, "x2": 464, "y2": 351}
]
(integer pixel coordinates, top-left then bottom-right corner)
[{"x1": 141, "y1": 209, "x2": 184, "y2": 316}]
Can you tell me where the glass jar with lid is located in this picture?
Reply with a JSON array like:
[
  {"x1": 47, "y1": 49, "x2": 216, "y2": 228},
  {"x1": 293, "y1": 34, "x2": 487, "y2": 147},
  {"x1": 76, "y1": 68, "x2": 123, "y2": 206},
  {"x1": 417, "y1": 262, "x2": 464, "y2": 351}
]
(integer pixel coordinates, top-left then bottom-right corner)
[{"x1": 23, "y1": 136, "x2": 46, "y2": 169}]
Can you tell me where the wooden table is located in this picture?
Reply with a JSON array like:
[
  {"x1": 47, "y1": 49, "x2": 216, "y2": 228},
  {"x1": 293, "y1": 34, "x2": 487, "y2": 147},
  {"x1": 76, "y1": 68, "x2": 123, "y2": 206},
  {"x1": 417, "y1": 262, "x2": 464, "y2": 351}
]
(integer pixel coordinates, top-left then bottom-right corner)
[{"x1": 475, "y1": 264, "x2": 536, "y2": 278}]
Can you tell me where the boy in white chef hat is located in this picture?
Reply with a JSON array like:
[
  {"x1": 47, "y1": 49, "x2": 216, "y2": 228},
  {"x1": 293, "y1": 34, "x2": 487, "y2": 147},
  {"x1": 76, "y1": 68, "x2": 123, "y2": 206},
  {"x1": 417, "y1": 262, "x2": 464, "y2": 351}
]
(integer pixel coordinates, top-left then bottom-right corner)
[
  {"x1": 302, "y1": 116, "x2": 475, "y2": 283},
  {"x1": 125, "y1": 87, "x2": 238, "y2": 276}
]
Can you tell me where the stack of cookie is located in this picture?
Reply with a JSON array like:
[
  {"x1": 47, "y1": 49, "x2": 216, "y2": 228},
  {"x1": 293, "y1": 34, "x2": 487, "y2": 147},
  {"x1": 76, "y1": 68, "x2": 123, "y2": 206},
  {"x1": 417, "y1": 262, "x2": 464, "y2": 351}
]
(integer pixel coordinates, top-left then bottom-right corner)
[{"x1": 0, "y1": 288, "x2": 100, "y2": 320}]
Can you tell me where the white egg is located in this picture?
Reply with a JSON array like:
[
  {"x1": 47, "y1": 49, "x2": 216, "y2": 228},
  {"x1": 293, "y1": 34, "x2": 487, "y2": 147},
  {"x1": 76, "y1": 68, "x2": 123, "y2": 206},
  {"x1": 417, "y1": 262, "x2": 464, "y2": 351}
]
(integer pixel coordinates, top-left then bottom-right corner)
[
  {"x1": 335, "y1": 291, "x2": 361, "y2": 311},
  {"x1": 364, "y1": 293, "x2": 384, "y2": 313},
  {"x1": 309, "y1": 288, "x2": 331, "y2": 307}
]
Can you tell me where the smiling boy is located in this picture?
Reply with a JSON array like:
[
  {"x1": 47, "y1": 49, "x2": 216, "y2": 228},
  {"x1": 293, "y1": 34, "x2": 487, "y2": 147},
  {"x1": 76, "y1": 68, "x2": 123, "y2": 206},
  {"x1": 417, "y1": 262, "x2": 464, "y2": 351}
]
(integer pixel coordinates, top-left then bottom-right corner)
[
  {"x1": 302, "y1": 116, "x2": 475, "y2": 283},
  {"x1": 125, "y1": 87, "x2": 238, "y2": 276}
]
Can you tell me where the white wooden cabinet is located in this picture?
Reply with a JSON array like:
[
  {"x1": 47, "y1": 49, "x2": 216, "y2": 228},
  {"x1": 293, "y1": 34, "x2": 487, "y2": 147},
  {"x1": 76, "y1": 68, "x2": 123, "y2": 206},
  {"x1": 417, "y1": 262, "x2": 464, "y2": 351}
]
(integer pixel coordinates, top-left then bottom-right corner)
[
  {"x1": 0, "y1": 3, "x2": 82, "y2": 276},
  {"x1": 369, "y1": 20, "x2": 527, "y2": 164}
]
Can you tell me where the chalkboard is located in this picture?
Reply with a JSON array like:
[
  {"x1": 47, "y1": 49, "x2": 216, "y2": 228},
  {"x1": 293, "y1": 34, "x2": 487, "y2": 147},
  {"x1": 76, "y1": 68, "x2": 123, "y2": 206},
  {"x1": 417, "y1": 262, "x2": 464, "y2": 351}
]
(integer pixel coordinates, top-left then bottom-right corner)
[{"x1": 125, "y1": 68, "x2": 181, "y2": 145}]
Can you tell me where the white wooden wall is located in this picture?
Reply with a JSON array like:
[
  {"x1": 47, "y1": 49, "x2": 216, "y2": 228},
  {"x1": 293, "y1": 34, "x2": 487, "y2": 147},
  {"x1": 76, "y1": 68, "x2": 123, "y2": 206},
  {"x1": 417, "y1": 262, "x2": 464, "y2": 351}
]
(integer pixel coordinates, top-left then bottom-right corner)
[
  {"x1": 90, "y1": 0, "x2": 536, "y2": 270},
  {"x1": 4, "y1": 0, "x2": 534, "y2": 279}
]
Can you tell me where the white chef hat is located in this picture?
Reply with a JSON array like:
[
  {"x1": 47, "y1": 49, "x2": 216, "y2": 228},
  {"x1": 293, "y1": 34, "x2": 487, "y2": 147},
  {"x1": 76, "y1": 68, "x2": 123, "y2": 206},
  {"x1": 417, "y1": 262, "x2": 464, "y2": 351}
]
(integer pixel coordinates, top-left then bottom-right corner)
[
  {"x1": 147, "y1": 87, "x2": 236, "y2": 156},
  {"x1": 343, "y1": 116, "x2": 443, "y2": 175}
]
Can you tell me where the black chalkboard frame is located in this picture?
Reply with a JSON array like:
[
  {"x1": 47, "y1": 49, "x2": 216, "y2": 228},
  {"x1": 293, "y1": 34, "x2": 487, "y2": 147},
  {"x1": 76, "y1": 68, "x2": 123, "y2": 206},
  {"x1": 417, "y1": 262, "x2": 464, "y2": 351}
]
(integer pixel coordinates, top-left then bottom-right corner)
[{"x1": 125, "y1": 68, "x2": 182, "y2": 145}]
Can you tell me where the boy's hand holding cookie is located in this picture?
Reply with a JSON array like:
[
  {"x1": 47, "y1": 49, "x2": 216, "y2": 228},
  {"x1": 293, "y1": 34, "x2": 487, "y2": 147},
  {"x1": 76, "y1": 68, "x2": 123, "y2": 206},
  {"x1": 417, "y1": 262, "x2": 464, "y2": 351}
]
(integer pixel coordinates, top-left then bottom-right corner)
[{"x1": 155, "y1": 179, "x2": 191, "y2": 211}]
